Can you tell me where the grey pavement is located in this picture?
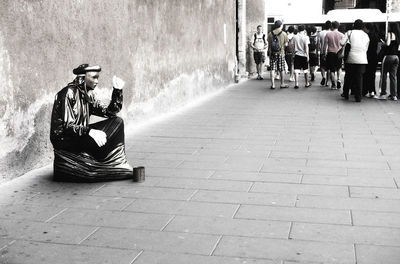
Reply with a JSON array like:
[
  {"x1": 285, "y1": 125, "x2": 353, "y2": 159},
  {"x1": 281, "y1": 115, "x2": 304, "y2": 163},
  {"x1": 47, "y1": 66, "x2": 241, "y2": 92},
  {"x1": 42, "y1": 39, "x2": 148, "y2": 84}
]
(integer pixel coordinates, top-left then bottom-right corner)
[{"x1": 1, "y1": 72, "x2": 400, "y2": 264}]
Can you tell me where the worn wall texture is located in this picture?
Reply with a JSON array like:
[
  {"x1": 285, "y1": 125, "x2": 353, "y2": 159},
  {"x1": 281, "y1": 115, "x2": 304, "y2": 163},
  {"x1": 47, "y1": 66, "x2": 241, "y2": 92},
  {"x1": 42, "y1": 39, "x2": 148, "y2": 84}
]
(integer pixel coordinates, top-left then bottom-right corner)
[{"x1": 0, "y1": 0, "x2": 236, "y2": 181}]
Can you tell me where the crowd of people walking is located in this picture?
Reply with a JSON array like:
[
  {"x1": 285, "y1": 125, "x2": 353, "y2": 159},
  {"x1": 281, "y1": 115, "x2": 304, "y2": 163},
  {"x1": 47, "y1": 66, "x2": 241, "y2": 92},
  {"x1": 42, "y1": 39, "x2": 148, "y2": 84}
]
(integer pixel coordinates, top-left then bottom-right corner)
[{"x1": 251, "y1": 19, "x2": 400, "y2": 103}]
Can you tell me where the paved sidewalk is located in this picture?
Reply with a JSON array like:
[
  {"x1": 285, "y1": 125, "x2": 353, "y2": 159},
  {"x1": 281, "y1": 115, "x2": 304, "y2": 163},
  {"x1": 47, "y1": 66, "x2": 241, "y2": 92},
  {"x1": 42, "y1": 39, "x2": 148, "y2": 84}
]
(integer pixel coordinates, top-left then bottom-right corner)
[{"x1": 1, "y1": 73, "x2": 400, "y2": 264}]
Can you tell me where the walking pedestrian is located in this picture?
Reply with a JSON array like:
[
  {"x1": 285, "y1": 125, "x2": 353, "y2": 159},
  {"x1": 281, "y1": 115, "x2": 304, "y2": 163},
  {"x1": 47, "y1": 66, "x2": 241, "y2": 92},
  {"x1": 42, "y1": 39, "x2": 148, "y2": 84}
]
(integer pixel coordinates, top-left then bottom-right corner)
[
  {"x1": 285, "y1": 26, "x2": 295, "y2": 82},
  {"x1": 308, "y1": 25, "x2": 318, "y2": 82},
  {"x1": 341, "y1": 19, "x2": 370, "y2": 102},
  {"x1": 363, "y1": 23, "x2": 380, "y2": 98},
  {"x1": 267, "y1": 20, "x2": 289, "y2": 89},
  {"x1": 323, "y1": 21, "x2": 344, "y2": 90},
  {"x1": 378, "y1": 22, "x2": 400, "y2": 101},
  {"x1": 318, "y1": 20, "x2": 331, "y2": 86},
  {"x1": 292, "y1": 25, "x2": 311, "y2": 88}
]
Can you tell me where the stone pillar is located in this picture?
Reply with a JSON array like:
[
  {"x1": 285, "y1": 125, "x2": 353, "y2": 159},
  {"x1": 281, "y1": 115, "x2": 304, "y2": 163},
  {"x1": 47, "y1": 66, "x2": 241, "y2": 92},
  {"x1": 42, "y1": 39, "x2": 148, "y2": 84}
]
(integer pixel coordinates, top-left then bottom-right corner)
[
  {"x1": 237, "y1": 0, "x2": 247, "y2": 79},
  {"x1": 246, "y1": 0, "x2": 266, "y2": 77}
]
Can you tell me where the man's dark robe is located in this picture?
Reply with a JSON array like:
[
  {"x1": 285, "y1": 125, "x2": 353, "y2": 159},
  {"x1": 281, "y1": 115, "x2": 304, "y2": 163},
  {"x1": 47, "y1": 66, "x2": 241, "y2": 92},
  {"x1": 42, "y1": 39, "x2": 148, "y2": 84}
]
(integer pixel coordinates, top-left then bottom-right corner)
[{"x1": 50, "y1": 77, "x2": 132, "y2": 182}]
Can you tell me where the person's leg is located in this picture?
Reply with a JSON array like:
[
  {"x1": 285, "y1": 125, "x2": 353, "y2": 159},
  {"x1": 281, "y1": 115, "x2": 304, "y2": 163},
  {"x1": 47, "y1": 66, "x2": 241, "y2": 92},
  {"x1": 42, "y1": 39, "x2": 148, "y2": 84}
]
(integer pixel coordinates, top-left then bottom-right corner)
[
  {"x1": 270, "y1": 70, "x2": 276, "y2": 88},
  {"x1": 320, "y1": 68, "x2": 326, "y2": 85},
  {"x1": 279, "y1": 55, "x2": 287, "y2": 87},
  {"x1": 294, "y1": 70, "x2": 299, "y2": 88},
  {"x1": 270, "y1": 55, "x2": 276, "y2": 88},
  {"x1": 88, "y1": 116, "x2": 126, "y2": 160},
  {"x1": 342, "y1": 63, "x2": 352, "y2": 99},
  {"x1": 380, "y1": 56, "x2": 389, "y2": 98},
  {"x1": 293, "y1": 55, "x2": 300, "y2": 88},
  {"x1": 354, "y1": 64, "x2": 366, "y2": 102},
  {"x1": 303, "y1": 56, "x2": 311, "y2": 87},
  {"x1": 389, "y1": 56, "x2": 399, "y2": 98},
  {"x1": 337, "y1": 67, "x2": 342, "y2": 88},
  {"x1": 330, "y1": 71, "x2": 336, "y2": 89},
  {"x1": 54, "y1": 117, "x2": 133, "y2": 182}
]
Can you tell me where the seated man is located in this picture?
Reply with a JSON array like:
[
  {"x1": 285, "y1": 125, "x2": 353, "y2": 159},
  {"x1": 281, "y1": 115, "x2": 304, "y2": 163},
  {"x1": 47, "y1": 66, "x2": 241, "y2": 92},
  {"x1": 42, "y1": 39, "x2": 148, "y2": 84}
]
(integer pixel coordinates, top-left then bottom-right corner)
[{"x1": 50, "y1": 64, "x2": 133, "y2": 182}]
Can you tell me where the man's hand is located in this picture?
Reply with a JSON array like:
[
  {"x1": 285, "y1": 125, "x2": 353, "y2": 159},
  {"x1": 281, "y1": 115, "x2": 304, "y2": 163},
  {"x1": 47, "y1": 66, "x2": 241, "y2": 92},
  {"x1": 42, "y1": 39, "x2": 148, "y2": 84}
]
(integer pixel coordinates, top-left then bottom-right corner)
[
  {"x1": 112, "y1": 75, "x2": 125, "y2": 90},
  {"x1": 89, "y1": 129, "x2": 107, "y2": 147}
]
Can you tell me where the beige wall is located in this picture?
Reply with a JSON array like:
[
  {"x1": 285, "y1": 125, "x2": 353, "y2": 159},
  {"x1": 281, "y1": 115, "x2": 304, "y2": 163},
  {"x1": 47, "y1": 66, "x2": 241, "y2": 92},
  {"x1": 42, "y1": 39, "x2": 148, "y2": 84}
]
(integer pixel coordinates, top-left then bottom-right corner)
[{"x1": 0, "y1": 0, "x2": 237, "y2": 181}]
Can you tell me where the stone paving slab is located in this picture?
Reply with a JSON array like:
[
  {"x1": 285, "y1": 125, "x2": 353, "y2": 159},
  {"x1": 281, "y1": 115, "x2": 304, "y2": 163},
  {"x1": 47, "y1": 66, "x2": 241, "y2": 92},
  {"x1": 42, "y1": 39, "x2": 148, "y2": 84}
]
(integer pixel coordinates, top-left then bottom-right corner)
[
  {"x1": 355, "y1": 244, "x2": 400, "y2": 264},
  {"x1": 235, "y1": 204, "x2": 352, "y2": 225},
  {"x1": 290, "y1": 222, "x2": 400, "y2": 246},
  {"x1": 0, "y1": 218, "x2": 98, "y2": 245},
  {"x1": 1, "y1": 240, "x2": 140, "y2": 264},
  {"x1": 164, "y1": 215, "x2": 291, "y2": 239},
  {"x1": 1, "y1": 73, "x2": 400, "y2": 263},
  {"x1": 124, "y1": 200, "x2": 239, "y2": 218},
  {"x1": 132, "y1": 251, "x2": 278, "y2": 264},
  {"x1": 213, "y1": 236, "x2": 355, "y2": 263},
  {"x1": 82, "y1": 227, "x2": 220, "y2": 255}
]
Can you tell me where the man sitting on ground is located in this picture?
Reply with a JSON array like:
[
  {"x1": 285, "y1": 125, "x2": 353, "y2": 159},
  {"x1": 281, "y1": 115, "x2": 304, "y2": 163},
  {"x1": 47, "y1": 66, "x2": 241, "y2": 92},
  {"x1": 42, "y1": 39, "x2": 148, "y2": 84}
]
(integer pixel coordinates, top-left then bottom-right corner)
[{"x1": 50, "y1": 64, "x2": 133, "y2": 182}]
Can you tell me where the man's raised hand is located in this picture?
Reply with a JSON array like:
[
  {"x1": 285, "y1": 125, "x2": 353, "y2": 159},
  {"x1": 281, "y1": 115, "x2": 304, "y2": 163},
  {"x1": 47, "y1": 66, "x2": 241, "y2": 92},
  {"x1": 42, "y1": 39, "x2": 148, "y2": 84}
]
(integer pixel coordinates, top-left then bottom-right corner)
[{"x1": 112, "y1": 75, "x2": 125, "y2": 90}]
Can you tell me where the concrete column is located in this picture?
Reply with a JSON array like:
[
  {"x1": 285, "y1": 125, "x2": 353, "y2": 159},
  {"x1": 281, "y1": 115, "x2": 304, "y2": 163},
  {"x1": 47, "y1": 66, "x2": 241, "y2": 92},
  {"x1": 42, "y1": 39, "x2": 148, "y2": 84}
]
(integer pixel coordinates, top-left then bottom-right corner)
[
  {"x1": 237, "y1": 0, "x2": 247, "y2": 79},
  {"x1": 246, "y1": 0, "x2": 266, "y2": 76}
]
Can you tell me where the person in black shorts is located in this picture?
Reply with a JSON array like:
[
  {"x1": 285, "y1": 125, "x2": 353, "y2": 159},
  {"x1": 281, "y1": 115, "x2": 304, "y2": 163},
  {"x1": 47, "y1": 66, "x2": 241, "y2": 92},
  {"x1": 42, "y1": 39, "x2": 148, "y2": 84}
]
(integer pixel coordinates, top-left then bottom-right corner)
[
  {"x1": 251, "y1": 25, "x2": 268, "y2": 80},
  {"x1": 292, "y1": 25, "x2": 311, "y2": 88},
  {"x1": 308, "y1": 25, "x2": 318, "y2": 82}
]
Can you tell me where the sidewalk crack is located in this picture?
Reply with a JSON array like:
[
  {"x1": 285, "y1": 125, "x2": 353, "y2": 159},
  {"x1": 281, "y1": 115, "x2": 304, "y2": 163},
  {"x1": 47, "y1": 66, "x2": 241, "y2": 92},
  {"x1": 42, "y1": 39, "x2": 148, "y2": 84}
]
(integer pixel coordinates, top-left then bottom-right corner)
[
  {"x1": 209, "y1": 235, "x2": 223, "y2": 256},
  {"x1": 160, "y1": 215, "x2": 176, "y2": 231},
  {"x1": 44, "y1": 208, "x2": 68, "y2": 223},
  {"x1": 186, "y1": 189, "x2": 199, "y2": 201},
  {"x1": 232, "y1": 204, "x2": 241, "y2": 219},
  {"x1": 78, "y1": 226, "x2": 100, "y2": 245},
  {"x1": 129, "y1": 250, "x2": 144, "y2": 264}
]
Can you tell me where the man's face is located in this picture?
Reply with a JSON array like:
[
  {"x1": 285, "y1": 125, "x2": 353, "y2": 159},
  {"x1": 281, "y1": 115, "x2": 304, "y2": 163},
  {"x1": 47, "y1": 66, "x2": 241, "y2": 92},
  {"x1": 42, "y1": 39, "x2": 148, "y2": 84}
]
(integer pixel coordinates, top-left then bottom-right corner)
[{"x1": 85, "y1": 71, "x2": 99, "y2": 90}]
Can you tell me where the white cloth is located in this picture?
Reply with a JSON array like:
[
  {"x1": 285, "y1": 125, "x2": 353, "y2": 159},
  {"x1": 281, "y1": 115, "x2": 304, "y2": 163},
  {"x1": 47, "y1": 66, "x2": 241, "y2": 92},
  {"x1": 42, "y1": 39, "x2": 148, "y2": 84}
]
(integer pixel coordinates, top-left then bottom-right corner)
[
  {"x1": 293, "y1": 31, "x2": 310, "y2": 57},
  {"x1": 318, "y1": 30, "x2": 329, "y2": 53},
  {"x1": 340, "y1": 29, "x2": 370, "y2": 64}
]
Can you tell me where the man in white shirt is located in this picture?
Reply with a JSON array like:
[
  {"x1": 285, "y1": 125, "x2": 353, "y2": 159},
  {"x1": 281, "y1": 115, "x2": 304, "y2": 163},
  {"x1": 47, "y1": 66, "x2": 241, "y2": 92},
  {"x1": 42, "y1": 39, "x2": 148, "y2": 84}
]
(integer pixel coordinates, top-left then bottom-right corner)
[
  {"x1": 292, "y1": 25, "x2": 311, "y2": 88},
  {"x1": 251, "y1": 25, "x2": 268, "y2": 80}
]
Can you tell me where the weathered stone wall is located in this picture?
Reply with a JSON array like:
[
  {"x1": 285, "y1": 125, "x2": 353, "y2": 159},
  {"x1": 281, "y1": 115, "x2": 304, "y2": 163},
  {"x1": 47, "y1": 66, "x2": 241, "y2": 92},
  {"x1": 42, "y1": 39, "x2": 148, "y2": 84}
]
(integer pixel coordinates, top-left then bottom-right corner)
[{"x1": 0, "y1": 0, "x2": 236, "y2": 181}]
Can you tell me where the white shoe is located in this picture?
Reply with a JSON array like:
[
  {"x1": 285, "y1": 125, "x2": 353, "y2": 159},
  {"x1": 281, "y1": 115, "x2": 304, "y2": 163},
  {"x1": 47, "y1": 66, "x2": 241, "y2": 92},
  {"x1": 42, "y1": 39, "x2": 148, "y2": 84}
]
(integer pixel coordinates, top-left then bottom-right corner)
[{"x1": 378, "y1": 94, "x2": 388, "y2": 100}]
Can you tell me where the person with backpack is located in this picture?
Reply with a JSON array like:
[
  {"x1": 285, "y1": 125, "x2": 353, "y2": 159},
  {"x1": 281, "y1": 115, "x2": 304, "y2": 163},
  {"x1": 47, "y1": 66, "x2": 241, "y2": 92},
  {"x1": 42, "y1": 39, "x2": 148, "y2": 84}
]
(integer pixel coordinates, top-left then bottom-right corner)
[
  {"x1": 308, "y1": 25, "x2": 318, "y2": 82},
  {"x1": 251, "y1": 25, "x2": 268, "y2": 80},
  {"x1": 267, "y1": 20, "x2": 289, "y2": 89}
]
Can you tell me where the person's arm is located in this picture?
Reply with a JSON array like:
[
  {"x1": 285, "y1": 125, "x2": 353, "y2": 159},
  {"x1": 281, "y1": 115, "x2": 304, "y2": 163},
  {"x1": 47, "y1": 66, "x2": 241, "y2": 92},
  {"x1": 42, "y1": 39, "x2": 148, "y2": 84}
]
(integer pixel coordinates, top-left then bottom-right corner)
[
  {"x1": 250, "y1": 34, "x2": 257, "y2": 51},
  {"x1": 385, "y1": 32, "x2": 392, "y2": 46},
  {"x1": 89, "y1": 76, "x2": 124, "y2": 117},
  {"x1": 60, "y1": 88, "x2": 90, "y2": 137},
  {"x1": 340, "y1": 32, "x2": 349, "y2": 47},
  {"x1": 305, "y1": 37, "x2": 310, "y2": 61},
  {"x1": 323, "y1": 35, "x2": 328, "y2": 54}
]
